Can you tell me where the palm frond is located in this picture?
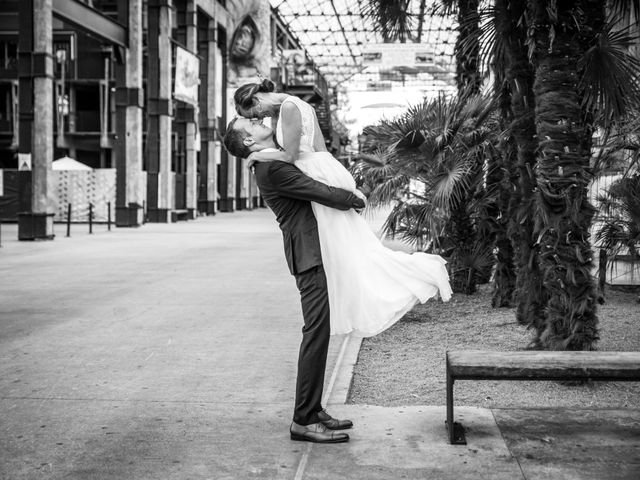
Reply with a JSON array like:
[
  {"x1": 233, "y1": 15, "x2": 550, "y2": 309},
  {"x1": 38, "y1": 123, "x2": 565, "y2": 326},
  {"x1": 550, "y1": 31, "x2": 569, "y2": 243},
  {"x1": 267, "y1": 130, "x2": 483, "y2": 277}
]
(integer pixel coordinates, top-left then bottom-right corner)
[
  {"x1": 607, "y1": 0, "x2": 640, "y2": 25},
  {"x1": 579, "y1": 23, "x2": 640, "y2": 125},
  {"x1": 430, "y1": 160, "x2": 474, "y2": 209},
  {"x1": 594, "y1": 173, "x2": 640, "y2": 257},
  {"x1": 351, "y1": 153, "x2": 386, "y2": 167},
  {"x1": 381, "y1": 200, "x2": 447, "y2": 250},
  {"x1": 361, "y1": 0, "x2": 415, "y2": 42},
  {"x1": 367, "y1": 170, "x2": 410, "y2": 207}
]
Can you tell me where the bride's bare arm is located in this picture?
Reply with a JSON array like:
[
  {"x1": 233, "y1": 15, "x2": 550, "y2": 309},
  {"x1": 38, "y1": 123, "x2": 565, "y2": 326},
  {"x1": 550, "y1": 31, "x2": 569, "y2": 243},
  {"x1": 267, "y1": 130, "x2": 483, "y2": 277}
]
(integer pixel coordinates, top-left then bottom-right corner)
[
  {"x1": 280, "y1": 102, "x2": 303, "y2": 161},
  {"x1": 247, "y1": 149, "x2": 290, "y2": 162}
]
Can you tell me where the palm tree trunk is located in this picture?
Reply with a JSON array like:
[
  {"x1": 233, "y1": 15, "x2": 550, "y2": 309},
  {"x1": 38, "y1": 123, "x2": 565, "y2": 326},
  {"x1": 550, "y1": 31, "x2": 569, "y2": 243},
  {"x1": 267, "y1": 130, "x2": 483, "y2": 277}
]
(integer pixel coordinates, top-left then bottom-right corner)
[
  {"x1": 455, "y1": 0, "x2": 481, "y2": 96},
  {"x1": 530, "y1": 0, "x2": 600, "y2": 350},
  {"x1": 449, "y1": 202, "x2": 478, "y2": 294},
  {"x1": 502, "y1": 0, "x2": 545, "y2": 326},
  {"x1": 491, "y1": 141, "x2": 517, "y2": 307},
  {"x1": 447, "y1": 0, "x2": 483, "y2": 295},
  {"x1": 491, "y1": 69, "x2": 517, "y2": 306},
  {"x1": 490, "y1": 0, "x2": 520, "y2": 308}
]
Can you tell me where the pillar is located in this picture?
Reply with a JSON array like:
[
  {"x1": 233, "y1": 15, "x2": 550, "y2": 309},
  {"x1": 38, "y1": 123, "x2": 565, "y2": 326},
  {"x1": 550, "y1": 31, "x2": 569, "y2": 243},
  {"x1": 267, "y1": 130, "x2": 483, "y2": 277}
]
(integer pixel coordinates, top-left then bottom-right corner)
[
  {"x1": 147, "y1": 0, "x2": 174, "y2": 222},
  {"x1": 115, "y1": 0, "x2": 144, "y2": 227},
  {"x1": 201, "y1": 18, "x2": 219, "y2": 214},
  {"x1": 184, "y1": 0, "x2": 198, "y2": 219},
  {"x1": 221, "y1": 89, "x2": 236, "y2": 212},
  {"x1": 215, "y1": 24, "x2": 231, "y2": 212},
  {"x1": 17, "y1": 0, "x2": 54, "y2": 240},
  {"x1": 236, "y1": 157, "x2": 250, "y2": 210}
]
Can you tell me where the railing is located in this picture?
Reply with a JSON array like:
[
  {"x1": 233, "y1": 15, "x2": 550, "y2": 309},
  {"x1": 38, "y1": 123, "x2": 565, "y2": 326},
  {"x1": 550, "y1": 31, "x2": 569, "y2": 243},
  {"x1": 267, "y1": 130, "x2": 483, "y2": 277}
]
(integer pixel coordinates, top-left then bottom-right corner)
[{"x1": 280, "y1": 60, "x2": 328, "y2": 98}]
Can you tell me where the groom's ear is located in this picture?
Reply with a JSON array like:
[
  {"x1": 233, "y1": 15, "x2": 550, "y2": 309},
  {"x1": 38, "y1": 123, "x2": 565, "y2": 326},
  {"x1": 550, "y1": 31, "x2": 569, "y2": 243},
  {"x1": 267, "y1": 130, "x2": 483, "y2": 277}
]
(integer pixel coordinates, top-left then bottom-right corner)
[{"x1": 242, "y1": 136, "x2": 256, "y2": 147}]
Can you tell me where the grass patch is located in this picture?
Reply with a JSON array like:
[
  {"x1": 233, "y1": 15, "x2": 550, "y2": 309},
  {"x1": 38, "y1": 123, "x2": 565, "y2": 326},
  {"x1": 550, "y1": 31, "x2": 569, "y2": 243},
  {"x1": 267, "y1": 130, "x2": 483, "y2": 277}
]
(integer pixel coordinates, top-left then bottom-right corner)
[{"x1": 348, "y1": 285, "x2": 640, "y2": 408}]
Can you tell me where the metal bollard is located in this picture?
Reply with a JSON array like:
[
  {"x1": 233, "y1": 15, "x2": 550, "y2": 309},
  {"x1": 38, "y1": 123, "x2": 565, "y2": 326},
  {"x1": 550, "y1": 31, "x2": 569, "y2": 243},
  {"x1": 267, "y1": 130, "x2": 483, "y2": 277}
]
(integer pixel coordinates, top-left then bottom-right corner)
[
  {"x1": 0, "y1": 220, "x2": 2, "y2": 248},
  {"x1": 89, "y1": 203, "x2": 93, "y2": 234},
  {"x1": 66, "y1": 203, "x2": 72, "y2": 237},
  {"x1": 107, "y1": 202, "x2": 111, "y2": 231}
]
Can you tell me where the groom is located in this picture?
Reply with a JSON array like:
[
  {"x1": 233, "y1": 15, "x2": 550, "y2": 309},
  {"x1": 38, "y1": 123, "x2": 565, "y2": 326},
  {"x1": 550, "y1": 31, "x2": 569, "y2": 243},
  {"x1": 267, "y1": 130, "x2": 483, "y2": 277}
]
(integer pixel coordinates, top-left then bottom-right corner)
[{"x1": 223, "y1": 117, "x2": 363, "y2": 443}]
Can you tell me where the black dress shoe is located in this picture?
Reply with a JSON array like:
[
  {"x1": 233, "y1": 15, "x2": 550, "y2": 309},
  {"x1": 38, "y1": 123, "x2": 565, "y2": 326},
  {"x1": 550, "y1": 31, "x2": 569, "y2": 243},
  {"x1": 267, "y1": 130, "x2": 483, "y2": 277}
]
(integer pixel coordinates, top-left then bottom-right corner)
[
  {"x1": 290, "y1": 421, "x2": 349, "y2": 443},
  {"x1": 317, "y1": 409, "x2": 353, "y2": 430}
]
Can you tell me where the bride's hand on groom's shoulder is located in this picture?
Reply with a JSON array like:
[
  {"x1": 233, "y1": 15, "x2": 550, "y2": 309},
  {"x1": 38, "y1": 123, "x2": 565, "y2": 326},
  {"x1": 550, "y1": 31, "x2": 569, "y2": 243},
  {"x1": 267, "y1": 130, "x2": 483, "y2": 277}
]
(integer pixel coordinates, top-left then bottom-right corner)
[
  {"x1": 353, "y1": 189, "x2": 367, "y2": 212},
  {"x1": 246, "y1": 151, "x2": 279, "y2": 169},
  {"x1": 246, "y1": 152, "x2": 265, "y2": 170},
  {"x1": 354, "y1": 189, "x2": 367, "y2": 202}
]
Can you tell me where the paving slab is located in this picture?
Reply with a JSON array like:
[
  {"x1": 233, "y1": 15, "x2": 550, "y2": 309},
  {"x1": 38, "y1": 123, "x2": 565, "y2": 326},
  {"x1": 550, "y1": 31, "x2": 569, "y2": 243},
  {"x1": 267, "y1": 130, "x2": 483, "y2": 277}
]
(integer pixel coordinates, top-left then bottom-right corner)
[
  {"x1": 301, "y1": 405, "x2": 522, "y2": 480},
  {"x1": 1, "y1": 398, "x2": 302, "y2": 480},
  {"x1": 493, "y1": 408, "x2": 640, "y2": 480}
]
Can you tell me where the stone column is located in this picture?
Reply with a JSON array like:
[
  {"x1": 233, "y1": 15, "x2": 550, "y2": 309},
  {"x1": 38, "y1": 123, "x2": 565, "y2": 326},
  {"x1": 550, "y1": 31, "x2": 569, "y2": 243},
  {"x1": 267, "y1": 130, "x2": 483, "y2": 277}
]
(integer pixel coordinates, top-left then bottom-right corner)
[
  {"x1": 208, "y1": 141, "x2": 220, "y2": 213},
  {"x1": 115, "y1": 0, "x2": 144, "y2": 227},
  {"x1": 220, "y1": 89, "x2": 236, "y2": 212},
  {"x1": 18, "y1": 0, "x2": 54, "y2": 240},
  {"x1": 203, "y1": 19, "x2": 220, "y2": 214},
  {"x1": 147, "y1": 0, "x2": 174, "y2": 222},
  {"x1": 237, "y1": 157, "x2": 250, "y2": 210},
  {"x1": 184, "y1": 0, "x2": 198, "y2": 219},
  {"x1": 249, "y1": 166, "x2": 259, "y2": 208}
]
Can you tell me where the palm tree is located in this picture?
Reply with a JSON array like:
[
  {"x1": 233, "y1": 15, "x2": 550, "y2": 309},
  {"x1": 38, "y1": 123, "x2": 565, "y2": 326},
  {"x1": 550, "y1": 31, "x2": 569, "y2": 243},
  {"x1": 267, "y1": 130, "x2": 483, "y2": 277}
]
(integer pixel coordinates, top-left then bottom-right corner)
[
  {"x1": 527, "y1": 0, "x2": 602, "y2": 350},
  {"x1": 485, "y1": 0, "x2": 519, "y2": 307},
  {"x1": 595, "y1": 174, "x2": 640, "y2": 293},
  {"x1": 450, "y1": 0, "x2": 482, "y2": 96},
  {"x1": 362, "y1": 0, "x2": 488, "y2": 294},
  {"x1": 596, "y1": 174, "x2": 640, "y2": 258},
  {"x1": 592, "y1": 105, "x2": 640, "y2": 295},
  {"x1": 495, "y1": 1, "x2": 543, "y2": 319},
  {"x1": 354, "y1": 93, "x2": 497, "y2": 294},
  {"x1": 454, "y1": 0, "x2": 539, "y2": 309},
  {"x1": 525, "y1": 0, "x2": 640, "y2": 350},
  {"x1": 441, "y1": 0, "x2": 488, "y2": 292}
]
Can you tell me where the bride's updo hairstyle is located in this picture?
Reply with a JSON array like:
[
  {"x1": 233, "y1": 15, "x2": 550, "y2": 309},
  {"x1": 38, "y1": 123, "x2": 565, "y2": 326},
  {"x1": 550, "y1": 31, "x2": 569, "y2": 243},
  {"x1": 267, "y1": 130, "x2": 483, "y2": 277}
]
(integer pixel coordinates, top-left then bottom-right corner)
[{"x1": 234, "y1": 78, "x2": 276, "y2": 116}]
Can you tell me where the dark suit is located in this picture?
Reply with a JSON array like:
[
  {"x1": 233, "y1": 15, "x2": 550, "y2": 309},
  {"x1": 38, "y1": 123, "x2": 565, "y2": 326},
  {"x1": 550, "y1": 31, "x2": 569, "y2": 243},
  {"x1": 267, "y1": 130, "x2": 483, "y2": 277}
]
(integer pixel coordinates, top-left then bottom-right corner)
[{"x1": 254, "y1": 161, "x2": 363, "y2": 425}]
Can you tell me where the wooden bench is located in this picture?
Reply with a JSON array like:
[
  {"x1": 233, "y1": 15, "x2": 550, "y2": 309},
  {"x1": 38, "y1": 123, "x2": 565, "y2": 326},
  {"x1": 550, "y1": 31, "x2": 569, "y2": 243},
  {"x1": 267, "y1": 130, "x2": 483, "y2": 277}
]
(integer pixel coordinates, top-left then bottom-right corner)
[{"x1": 446, "y1": 350, "x2": 640, "y2": 444}]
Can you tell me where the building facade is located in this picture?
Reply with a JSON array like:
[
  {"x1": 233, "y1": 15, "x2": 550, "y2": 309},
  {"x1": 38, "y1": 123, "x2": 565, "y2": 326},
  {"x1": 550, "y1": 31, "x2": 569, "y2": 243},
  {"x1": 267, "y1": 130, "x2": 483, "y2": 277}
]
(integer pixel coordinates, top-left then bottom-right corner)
[{"x1": 0, "y1": 0, "x2": 343, "y2": 239}]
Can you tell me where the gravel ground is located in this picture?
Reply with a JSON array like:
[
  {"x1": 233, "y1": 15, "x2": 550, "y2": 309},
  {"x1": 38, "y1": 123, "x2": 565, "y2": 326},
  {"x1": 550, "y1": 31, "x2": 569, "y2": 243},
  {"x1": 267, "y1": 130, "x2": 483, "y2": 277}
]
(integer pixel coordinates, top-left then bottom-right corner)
[{"x1": 348, "y1": 285, "x2": 640, "y2": 408}]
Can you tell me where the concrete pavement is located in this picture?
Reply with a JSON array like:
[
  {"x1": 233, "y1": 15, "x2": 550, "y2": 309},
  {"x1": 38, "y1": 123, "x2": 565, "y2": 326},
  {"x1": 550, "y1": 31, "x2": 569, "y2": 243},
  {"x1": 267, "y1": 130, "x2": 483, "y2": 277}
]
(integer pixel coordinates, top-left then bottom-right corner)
[{"x1": 1, "y1": 211, "x2": 638, "y2": 479}]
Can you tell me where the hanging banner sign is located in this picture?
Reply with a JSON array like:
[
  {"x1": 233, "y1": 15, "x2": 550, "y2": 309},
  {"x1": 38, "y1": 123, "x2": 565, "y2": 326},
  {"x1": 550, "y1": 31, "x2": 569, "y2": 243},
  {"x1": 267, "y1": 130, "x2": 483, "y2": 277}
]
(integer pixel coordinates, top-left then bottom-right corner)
[
  {"x1": 362, "y1": 43, "x2": 445, "y2": 71},
  {"x1": 174, "y1": 46, "x2": 200, "y2": 106}
]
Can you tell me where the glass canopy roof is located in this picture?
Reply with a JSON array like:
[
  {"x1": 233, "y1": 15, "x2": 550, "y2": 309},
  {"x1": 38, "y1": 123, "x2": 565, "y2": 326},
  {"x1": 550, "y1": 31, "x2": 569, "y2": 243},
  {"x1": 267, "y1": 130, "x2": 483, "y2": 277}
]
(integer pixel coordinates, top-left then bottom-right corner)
[{"x1": 270, "y1": 0, "x2": 458, "y2": 88}]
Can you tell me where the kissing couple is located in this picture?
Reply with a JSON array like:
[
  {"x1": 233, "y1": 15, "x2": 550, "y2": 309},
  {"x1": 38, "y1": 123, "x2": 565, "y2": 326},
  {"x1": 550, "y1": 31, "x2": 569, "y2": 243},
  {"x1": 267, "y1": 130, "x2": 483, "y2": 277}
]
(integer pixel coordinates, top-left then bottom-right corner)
[{"x1": 223, "y1": 79, "x2": 452, "y2": 444}]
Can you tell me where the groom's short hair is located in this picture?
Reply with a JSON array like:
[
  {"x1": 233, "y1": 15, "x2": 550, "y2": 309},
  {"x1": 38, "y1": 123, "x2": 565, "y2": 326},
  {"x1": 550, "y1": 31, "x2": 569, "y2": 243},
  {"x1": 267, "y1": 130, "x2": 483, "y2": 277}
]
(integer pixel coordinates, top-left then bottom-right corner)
[{"x1": 223, "y1": 118, "x2": 252, "y2": 159}]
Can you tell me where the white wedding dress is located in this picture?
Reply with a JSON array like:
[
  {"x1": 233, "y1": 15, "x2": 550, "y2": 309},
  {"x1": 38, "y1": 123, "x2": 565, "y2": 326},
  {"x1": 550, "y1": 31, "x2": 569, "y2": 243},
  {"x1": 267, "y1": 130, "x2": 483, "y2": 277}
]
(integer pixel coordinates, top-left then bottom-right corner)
[{"x1": 276, "y1": 96, "x2": 452, "y2": 337}]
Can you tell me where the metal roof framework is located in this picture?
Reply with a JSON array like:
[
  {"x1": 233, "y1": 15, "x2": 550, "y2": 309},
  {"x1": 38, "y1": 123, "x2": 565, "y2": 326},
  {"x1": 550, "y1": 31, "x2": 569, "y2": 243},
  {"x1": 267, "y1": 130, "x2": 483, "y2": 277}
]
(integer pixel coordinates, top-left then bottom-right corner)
[{"x1": 270, "y1": 0, "x2": 457, "y2": 88}]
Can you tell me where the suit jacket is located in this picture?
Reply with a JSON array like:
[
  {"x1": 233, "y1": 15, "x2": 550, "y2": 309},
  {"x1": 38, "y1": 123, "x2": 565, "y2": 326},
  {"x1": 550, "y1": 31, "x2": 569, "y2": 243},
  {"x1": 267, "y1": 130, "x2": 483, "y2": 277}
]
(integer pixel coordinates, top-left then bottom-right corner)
[{"x1": 254, "y1": 161, "x2": 364, "y2": 275}]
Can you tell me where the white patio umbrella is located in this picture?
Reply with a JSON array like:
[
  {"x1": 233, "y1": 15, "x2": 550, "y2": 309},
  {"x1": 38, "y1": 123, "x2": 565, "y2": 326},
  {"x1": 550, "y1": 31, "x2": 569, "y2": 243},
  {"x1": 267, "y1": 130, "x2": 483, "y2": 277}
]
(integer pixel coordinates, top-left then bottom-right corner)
[{"x1": 52, "y1": 156, "x2": 93, "y2": 171}]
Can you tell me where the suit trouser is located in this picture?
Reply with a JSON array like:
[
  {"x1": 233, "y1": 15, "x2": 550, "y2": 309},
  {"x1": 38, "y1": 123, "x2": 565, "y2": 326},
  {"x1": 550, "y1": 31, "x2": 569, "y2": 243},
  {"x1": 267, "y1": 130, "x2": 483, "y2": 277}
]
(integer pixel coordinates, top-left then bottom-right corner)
[{"x1": 293, "y1": 265, "x2": 331, "y2": 425}]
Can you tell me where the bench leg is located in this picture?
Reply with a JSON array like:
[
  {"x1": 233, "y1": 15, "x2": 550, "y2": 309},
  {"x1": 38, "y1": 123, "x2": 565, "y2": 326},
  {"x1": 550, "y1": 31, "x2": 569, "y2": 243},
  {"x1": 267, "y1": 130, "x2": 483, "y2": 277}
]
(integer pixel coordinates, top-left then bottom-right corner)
[{"x1": 446, "y1": 371, "x2": 466, "y2": 445}]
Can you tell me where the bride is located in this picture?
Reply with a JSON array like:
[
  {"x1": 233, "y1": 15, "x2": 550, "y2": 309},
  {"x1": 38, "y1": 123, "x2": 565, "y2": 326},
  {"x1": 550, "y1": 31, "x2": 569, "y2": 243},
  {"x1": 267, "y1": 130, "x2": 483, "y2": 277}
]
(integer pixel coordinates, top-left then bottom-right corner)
[{"x1": 234, "y1": 79, "x2": 452, "y2": 337}]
